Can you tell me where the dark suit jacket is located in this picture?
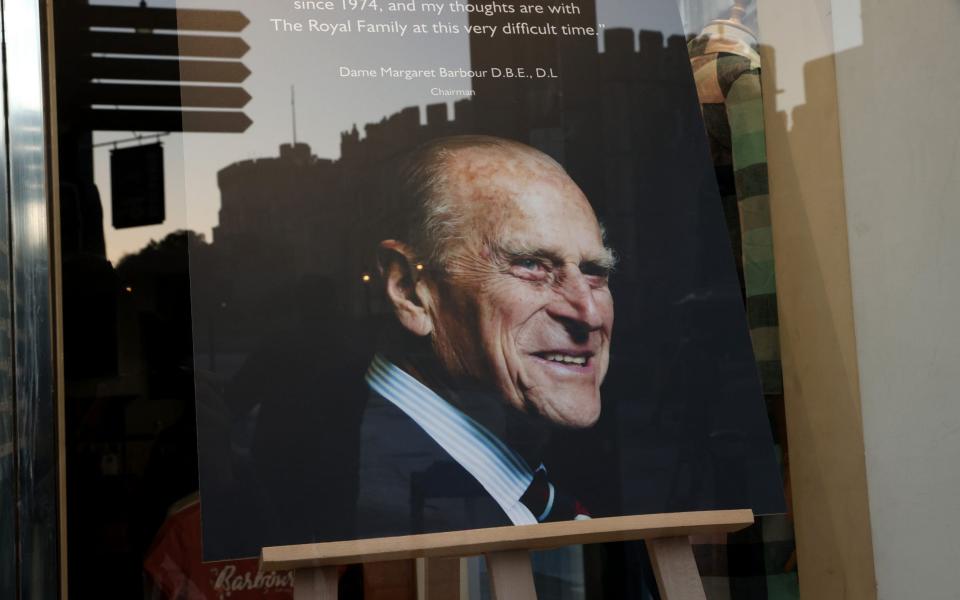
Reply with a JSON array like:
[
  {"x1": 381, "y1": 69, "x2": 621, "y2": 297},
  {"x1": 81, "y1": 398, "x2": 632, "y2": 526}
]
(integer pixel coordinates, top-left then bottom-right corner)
[
  {"x1": 354, "y1": 392, "x2": 513, "y2": 539},
  {"x1": 207, "y1": 365, "x2": 515, "y2": 559}
]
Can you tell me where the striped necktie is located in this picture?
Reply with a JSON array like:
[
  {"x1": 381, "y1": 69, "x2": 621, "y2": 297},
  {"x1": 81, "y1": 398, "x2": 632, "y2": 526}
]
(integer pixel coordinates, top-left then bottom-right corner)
[{"x1": 519, "y1": 465, "x2": 591, "y2": 522}]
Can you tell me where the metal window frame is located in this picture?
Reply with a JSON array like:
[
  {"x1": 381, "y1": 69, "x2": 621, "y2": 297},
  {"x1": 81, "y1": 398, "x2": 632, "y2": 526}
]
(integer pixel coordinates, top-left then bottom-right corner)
[
  {"x1": 0, "y1": 5, "x2": 14, "y2": 598},
  {"x1": 2, "y1": 0, "x2": 63, "y2": 598}
]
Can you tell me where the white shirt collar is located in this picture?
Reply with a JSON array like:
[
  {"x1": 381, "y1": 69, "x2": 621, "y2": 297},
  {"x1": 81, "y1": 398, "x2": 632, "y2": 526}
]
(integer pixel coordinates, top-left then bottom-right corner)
[{"x1": 365, "y1": 354, "x2": 538, "y2": 525}]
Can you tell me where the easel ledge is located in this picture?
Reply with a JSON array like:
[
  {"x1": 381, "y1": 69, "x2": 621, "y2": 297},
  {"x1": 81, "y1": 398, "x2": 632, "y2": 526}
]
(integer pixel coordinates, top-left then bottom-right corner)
[{"x1": 261, "y1": 509, "x2": 753, "y2": 569}]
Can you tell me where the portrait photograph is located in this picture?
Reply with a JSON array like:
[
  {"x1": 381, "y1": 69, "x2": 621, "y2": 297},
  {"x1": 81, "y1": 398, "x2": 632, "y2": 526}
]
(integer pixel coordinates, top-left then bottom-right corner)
[{"x1": 181, "y1": 0, "x2": 786, "y2": 561}]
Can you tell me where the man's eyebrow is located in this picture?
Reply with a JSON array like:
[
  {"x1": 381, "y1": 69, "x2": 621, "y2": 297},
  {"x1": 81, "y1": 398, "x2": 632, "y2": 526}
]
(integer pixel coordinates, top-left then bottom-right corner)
[
  {"x1": 492, "y1": 241, "x2": 617, "y2": 271},
  {"x1": 497, "y1": 244, "x2": 564, "y2": 264},
  {"x1": 583, "y1": 248, "x2": 618, "y2": 272}
]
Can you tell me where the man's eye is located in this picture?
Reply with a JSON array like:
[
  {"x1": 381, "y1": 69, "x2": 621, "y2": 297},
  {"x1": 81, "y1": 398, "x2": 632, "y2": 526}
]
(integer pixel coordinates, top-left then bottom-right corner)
[
  {"x1": 580, "y1": 265, "x2": 610, "y2": 285},
  {"x1": 509, "y1": 258, "x2": 549, "y2": 280},
  {"x1": 516, "y1": 258, "x2": 543, "y2": 270}
]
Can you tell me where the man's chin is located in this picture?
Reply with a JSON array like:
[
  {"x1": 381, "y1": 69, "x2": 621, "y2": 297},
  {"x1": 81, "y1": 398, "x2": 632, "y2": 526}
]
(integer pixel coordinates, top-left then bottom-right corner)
[
  {"x1": 530, "y1": 393, "x2": 601, "y2": 429},
  {"x1": 559, "y1": 409, "x2": 601, "y2": 429}
]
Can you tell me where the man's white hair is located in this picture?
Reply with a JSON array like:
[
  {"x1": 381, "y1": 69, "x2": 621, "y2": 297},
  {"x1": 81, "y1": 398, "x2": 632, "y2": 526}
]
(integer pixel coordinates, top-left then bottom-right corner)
[{"x1": 395, "y1": 135, "x2": 565, "y2": 268}]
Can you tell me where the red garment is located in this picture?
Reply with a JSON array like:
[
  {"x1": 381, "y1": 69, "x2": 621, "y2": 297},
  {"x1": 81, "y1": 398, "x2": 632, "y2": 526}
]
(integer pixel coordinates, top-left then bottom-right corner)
[{"x1": 144, "y1": 496, "x2": 294, "y2": 599}]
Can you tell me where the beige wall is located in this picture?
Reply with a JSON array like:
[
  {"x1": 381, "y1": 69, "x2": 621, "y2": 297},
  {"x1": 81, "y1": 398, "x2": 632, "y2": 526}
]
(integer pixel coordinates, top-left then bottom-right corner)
[
  {"x1": 760, "y1": 0, "x2": 960, "y2": 597},
  {"x1": 832, "y1": 1, "x2": 960, "y2": 598},
  {"x1": 757, "y1": 0, "x2": 877, "y2": 597}
]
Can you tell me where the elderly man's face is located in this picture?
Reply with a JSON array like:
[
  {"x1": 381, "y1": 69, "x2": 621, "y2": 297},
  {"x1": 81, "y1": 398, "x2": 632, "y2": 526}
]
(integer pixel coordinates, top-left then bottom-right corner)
[{"x1": 427, "y1": 148, "x2": 614, "y2": 428}]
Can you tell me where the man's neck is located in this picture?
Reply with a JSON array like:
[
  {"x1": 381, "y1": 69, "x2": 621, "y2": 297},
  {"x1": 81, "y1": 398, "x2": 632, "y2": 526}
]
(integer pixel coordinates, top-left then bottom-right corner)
[{"x1": 382, "y1": 347, "x2": 551, "y2": 468}]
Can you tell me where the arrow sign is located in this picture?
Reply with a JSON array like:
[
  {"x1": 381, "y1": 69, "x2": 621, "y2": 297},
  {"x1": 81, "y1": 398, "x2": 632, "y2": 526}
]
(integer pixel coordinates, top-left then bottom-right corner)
[
  {"x1": 84, "y1": 6, "x2": 249, "y2": 32},
  {"x1": 87, "y1": 84, "x2": 251, "y2": 109},
  {"x1": 90, "y1": 109, "x2": 252, "y2": 133},
  {"x1": 89, "y1": 57, "x2": 250, "y2": 83},
  {"x1": 85, "y1": 31, "x2": 250, "y2": 59}
]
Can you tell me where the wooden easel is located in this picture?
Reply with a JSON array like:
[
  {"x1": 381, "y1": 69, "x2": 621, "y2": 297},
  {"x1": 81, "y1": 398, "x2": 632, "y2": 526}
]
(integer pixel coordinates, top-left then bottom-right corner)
[{"x1": 261, "y1": 509, "x2": 754, "y2": 600}]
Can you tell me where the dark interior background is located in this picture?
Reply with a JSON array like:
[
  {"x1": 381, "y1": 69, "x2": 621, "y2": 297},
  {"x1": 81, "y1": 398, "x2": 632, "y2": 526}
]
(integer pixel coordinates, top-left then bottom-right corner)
[{"x1": 51, "y1": 0, "x2": 784, "y2": 596}]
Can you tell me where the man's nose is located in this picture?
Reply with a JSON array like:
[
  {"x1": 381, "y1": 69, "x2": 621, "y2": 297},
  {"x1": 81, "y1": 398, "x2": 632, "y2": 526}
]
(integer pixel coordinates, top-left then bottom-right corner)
[{"x1": 547, "y1": 267, "x2": 604, "y2": 333}]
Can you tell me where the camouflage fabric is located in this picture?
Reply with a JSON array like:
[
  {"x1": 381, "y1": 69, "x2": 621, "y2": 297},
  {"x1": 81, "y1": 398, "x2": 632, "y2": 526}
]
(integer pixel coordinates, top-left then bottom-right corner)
[
  {"x1": 686, "y1": 31, "x2": 797, "y2": 600},
  {"x1": 688, "y1": 33, "x2": 782, "y2": 395}
]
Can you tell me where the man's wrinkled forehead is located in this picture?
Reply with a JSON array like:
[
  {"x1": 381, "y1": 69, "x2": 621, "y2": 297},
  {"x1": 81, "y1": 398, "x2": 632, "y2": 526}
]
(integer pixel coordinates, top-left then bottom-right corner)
[
  {"x1": 441, "y1": 146, "x2": 598, "y2": 235},
  {"x1": 444, "y1": 145, "x2": 570, "y2": 200}
]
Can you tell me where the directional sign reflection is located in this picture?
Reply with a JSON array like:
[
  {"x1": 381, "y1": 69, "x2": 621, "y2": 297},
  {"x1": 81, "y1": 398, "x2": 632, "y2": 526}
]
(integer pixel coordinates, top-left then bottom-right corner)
[{"x1": 79, "y1": 5, "x2": 252, "y2": 133}]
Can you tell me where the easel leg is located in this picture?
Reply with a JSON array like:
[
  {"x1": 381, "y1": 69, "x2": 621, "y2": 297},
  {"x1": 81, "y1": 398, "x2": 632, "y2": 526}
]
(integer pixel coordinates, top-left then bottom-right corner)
[
  {"x1": 647, "y1": 536, "x2": 706, "y2": 600},
  {"x1": 422, "y1": 557, "x2": 461, "y2": 599},
  {"x1": 294, "y1": 566, "x2": 339, "y2": 600},
  {"x1": 485, "y1": 550, "x2": 537, "y2": 600}
]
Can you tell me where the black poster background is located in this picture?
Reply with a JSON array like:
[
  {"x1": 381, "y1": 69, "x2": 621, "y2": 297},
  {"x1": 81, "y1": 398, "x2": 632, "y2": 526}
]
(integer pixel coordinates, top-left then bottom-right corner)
[{"x1": 185, "y1": 0, "x2": 785, "y2": 561}]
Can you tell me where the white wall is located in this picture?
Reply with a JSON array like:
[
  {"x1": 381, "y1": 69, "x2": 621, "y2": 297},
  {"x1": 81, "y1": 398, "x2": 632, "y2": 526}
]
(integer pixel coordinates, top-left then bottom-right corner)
[{"x1": 832, "y1": 1, "x2": 960, "y2": 598}]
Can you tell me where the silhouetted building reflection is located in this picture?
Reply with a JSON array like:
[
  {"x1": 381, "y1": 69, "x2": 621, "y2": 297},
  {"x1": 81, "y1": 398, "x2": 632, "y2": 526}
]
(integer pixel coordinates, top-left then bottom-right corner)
[{"x1": 201, "y1": 28, "x2": 694, "y2": 356}]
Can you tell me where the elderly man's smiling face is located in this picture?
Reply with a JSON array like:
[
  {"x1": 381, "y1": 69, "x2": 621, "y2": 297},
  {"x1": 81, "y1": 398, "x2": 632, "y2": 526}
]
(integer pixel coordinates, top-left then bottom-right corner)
[{"x1": 425, "y1": 146, "x2": 615, "y2": 428}]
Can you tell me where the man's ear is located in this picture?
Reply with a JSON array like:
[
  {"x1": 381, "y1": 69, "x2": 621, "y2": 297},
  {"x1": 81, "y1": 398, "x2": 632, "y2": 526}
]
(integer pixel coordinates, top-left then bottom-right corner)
[{"x1": 378, "y1": 240, "x2": 435, "y2": 337}]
